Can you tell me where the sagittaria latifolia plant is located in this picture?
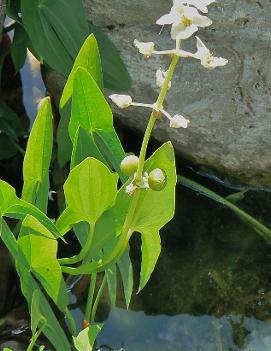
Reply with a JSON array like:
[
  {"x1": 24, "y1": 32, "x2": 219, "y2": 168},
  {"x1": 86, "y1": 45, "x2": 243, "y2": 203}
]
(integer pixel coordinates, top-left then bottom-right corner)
[{"x1": 0, "y1": 0, "x2": 227, "y2": 350}]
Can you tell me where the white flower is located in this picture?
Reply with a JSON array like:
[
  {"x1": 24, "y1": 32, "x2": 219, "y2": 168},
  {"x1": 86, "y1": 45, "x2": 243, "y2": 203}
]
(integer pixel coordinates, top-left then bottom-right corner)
[
  {"x1": 109, "y1": 94, "x2": 132, "y2": 108},
  {"x1": 156, "y1": 4, "x2": 212, "y2": 40},
  {"x1": 134, "y1": 39, "x2": 155, "y2": 58},
  {"x1": 170, "y1": 114, "x2": 190, "y2": 128},
  {"x1": 173, "y1": 0, "x2": 216, "y2": 14},
  {"x1": 126, "y1": 172, "x2": 149, "y2": 196},
  {"x1": 156, "y1": 68, "x2": 171, "y2": 89},
  {"x1": 194, "y1": 36, "x2": 228, "y2": 68}
]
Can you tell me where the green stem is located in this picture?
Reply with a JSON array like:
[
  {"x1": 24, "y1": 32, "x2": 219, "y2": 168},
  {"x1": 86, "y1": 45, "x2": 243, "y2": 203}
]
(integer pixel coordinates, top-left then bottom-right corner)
[
  {"x1": 65, "y1": 307, "x2": 77, "y2": 336},
  {"x1": 59, "y1": 223, "x2": 94, "y2": 265},
  {"x1": 135, "y1": 54, "x2": 180, "y2": 182},
  {"x1": 178, "y1": 176, "x2": 271, "y2": 243},
  {"x1": 26, "y1": 320, "x2": 46, "y2": 351},
  {"x1": 91, "y1": 274, "x2": 106, "y2": 324},
  {"x1": 85, "y1": 273, "x2": 97, "y2": 323}
]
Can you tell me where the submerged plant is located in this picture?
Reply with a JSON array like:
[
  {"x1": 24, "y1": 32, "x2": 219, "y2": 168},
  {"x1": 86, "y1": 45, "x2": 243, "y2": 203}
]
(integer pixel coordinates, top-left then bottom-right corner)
[{"x1": 0, "y1": 0, "x2": 228, "y2": 350}]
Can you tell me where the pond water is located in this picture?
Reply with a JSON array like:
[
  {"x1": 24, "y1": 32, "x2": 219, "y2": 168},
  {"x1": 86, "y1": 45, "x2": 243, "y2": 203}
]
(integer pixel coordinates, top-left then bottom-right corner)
[{"x1": 1, "y1": 51, "x2": 271, "y2": 351}]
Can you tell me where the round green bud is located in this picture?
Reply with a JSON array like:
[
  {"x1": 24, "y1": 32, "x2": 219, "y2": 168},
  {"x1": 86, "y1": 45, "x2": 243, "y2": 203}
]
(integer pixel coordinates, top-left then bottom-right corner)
[
  {"x1": 148, "y1": 168, "x2": 167, "y2": 191},
  {"x1": 120, "y1": 155, "x2": 139, "y2": 176}
]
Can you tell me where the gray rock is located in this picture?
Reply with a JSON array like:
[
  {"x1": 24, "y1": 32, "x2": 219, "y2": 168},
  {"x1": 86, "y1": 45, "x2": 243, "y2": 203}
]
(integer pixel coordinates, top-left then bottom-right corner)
[{"x1": 48, "y1": 0, "x2": 271, "y2": 187}]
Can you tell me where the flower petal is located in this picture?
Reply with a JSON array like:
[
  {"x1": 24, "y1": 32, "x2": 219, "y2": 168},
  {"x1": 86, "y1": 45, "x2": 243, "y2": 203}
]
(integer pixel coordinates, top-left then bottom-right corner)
[
  {"x1": 187, "y1": 0, "x2": 216, "y2": 13},
  {"x1": 156, "y1": 11, "x2": 180, "y2": 25},
  {"x1": 172, "y1": 23, "x2": 198, "y2": 39},
  {"x1": 192, "y1": 14, "x2": 212, "y2": 27}
]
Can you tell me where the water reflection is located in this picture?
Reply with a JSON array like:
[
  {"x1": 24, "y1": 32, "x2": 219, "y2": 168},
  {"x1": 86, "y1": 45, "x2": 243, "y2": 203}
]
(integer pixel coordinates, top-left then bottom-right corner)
[
  {"x1": 20, "y1": 51, "x2": 45, "y2": 125},
  {"x1": 95, "y1": 308, "x2": 271, "y2": 351}
]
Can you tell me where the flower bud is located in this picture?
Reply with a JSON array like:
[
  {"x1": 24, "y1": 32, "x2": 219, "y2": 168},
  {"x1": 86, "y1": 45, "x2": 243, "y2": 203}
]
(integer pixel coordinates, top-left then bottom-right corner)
[
  {"x1": 148, "y1": 168, "x2": 167, "y2": 191},
  {"x1": 134, "y1": 39, "x2": 155, "y2": 58},
  {"x1": 120, "y1": 155, "x2": 139, "y2": 176},
  {"x1": 170, "y1": 114, "x2": 190, "y2": 129},
  {"x1": 156, "y1": 68, "x2": 171, "y2": 90},
  {"x1": 109, "y1": 94, "x2": 132, "y2": 108}
]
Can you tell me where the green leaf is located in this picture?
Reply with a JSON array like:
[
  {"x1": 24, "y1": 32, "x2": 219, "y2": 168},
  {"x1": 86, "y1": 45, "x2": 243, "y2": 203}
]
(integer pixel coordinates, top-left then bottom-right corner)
[
  {"x1": 89, "y1": 24, "x2": 132, "y2": 91},
  {"x1": 31, "y1": 289, "x2": 46, "y2": 334},
  {"x1": 18, "y1": 216, "x2": 68, "y2": 311},
  {"x1": 93, "y1": 130, "x2": 127, "y2": 183},
  {"x1": 11, "y1": 24, "x2": 28, "y2": 71},
  {"x1": 57, "y1": 103, "x2": 73, "y2": 168},
  {"x1": 60, "y1": 34, "x2": 103, "y2": 108},
  {"x1": 21, "y1": 0, "x2": 88, "y2": 76},
  {"x1": 105, "y1": 264, "x2": 117, "y2": 307},
  {"x1": 73, "y1": 324, "x2": 102, "y2": 351},
  {"x1": 113, "y1": 142, "x2": 176, "y2": 291},
  {"x1": 71, "y1": 127, "x2": 108, "y2": 169},
  {"x1": 132, "y1": 142, "x2": 176, "y2": 231},
  {"x1": 0, "y1": 102, "x2": 24, "y2": 160},
  {"x1": 226, "y1": 189, "x2": 250, "y2": 203},
  {"x1": 4, "y1": 198, "x2": 62, "y2": 240},
  {"x1": 0, "y1": 220, "x2": 71, "y2": 351},
  {"x1": 0, "y1": 134, "x2": 19, "y2": 160},
  {"x1": 17, "y1": 267, "x2": 71, "y2": 351},
  {"x1": 0, "y1": 101, "x2": 23, "y2": 138},
  {"x1": 69, "y1": 68, "x2": 112, "y2": 141},
  {"x1": 112, "y1": 142, "x2": 176, "y2": 233},
  {"x1": 117, "y1": 246, "x2": 133, "y2": 308},
  {"x1": 0, "y1": 219, "x2": 29, "y2": 268},
  {"x1": 139, "y1": 229, "x2": 161, "y2": 292},
  {"x1": 56, "y1": 207, "x2": 82, "y2": 236},
  {"x1": 69, "y1": 67, "x2": 126, "y2": 180},
  {"x1": 0, "y1": 180, "x2": 18, "y2": 216},
  {"x1": 64, "y1": 157, "x2": 118, "y2": 223},
  {"x1": 22, "y1": 97, "x2": 53, "y2": 212}
]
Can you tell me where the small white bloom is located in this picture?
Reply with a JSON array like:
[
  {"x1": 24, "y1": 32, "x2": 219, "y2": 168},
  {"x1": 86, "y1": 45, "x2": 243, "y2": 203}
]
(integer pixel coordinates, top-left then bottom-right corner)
[
  {"x1": 126, "y1": 172, "x2": 149, "y2": 196},
  {"x1": 194, "y1": 37, "x2": 228, "y2": 68},
  {"x1": 134, "y1": 39, "x2": 155, "y2": 58},
  {"x1": 174, "y1": 0, "x2": 216, "y2": 14},
  {"x1": 156, "y1": 4, "x2": 212, "y2": 40},
  {"x1": 170, "y1": 114, "x2": 190, "y2": 128},
  {"x1": 156, "y1": 68, "x2": 171, "y2": 89},
  {"x1": 109, "y1": 94, "x2": 132, "y2": 108}
]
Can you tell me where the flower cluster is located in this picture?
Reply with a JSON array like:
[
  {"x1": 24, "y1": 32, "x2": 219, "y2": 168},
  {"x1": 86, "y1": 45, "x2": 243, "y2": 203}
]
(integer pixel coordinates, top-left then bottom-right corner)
[{"x1": 109, "y1": 0, "x2": 228, "y2": 195}]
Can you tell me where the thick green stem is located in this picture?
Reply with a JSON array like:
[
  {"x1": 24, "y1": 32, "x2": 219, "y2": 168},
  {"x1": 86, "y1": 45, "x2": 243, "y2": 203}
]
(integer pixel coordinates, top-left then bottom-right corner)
[
  {"x1": 85, "y1": 273, "x2": 97, "y2": 323},
  {"x1": 91, "y1": 274, "x2": 106, "y2": 324}
]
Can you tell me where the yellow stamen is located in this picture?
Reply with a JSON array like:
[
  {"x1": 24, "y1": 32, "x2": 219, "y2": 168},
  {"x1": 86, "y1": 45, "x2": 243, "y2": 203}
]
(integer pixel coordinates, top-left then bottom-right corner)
[{"x1": 182, "y1": 16, "x2": 192, "y2": 27}]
